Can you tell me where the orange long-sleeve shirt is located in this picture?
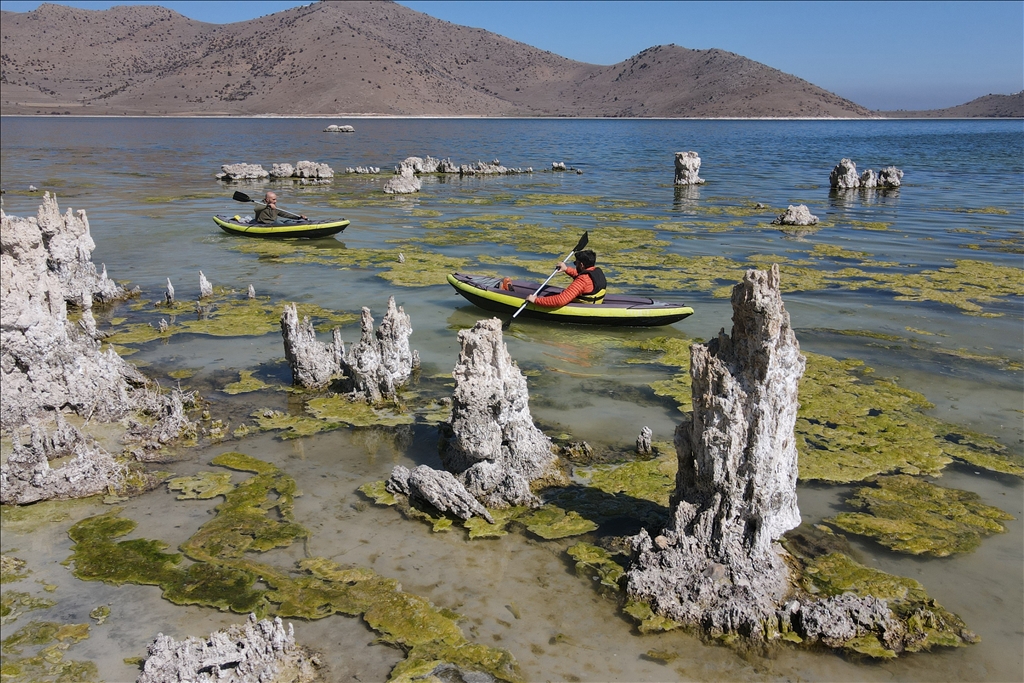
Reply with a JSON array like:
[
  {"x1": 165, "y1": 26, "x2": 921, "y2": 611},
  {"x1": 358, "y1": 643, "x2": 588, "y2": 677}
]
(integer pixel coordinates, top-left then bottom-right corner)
[{"x1": 532, "y1": 268, "x2": 593, "y2": 307}]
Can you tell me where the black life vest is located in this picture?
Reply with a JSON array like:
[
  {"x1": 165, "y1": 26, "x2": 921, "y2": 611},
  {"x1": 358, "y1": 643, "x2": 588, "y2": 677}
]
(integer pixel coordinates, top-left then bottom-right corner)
[{"x1": 575, "y1": 266, "x2": 607, "y2": 304}]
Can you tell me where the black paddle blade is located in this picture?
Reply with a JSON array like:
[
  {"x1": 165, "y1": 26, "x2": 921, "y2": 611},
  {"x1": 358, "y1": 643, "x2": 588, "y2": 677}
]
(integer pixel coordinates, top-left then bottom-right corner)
[
  {"x1": 573, "y1": 231, "x2": 589, "y2": 253},
  {"x1": 232, "y1": 191, "x2": 253, "y2": 203}
]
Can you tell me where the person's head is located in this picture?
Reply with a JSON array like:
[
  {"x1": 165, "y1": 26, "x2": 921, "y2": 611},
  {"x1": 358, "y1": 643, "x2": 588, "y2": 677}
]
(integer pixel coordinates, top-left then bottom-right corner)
[
  {"x1": 574, "y1": 249, "x2": 596, "y2": 269},
  {"x1": 263, "y1": 192, "x2": 278, "y2": 205}
]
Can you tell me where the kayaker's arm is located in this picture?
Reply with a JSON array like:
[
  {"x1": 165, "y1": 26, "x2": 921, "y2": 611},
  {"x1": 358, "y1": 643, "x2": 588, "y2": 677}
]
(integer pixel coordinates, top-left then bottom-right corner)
[
  {"x1": 527, "y1": 274, "x2": 591, "y2": 307},
  {"x1": 277, "y1": 208, "x2": 307, "y2": 221}
]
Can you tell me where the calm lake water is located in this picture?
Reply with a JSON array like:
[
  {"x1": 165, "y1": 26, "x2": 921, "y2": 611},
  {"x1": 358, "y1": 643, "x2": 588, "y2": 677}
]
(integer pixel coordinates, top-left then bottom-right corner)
[{"x1": 1, "y1": 117, "x2": 1022, "y2": 682}]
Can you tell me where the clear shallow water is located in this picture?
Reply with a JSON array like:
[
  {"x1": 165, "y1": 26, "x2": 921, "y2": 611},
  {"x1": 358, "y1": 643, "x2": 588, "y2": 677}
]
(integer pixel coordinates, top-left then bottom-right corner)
[{"x1": 1, "y1": 117, "x2": 1022, "y2": 682}]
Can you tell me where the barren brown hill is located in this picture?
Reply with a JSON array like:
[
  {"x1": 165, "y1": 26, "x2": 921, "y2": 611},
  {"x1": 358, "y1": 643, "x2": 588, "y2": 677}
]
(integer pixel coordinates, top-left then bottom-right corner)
[
  {"x1": 0, "y1": 0, "x2": 999, "y2": 118},
  {"x1": 880, "y1": 92, "x2": 1024, "y2": 118}
]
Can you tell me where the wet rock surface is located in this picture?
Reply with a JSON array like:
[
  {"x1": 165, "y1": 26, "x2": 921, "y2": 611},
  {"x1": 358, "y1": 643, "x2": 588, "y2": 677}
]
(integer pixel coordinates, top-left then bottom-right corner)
[
  {"x1": 437, "y1": 318, "x2": 564, "y2": 508},
  {"x1": 879, "y1": 166, "x2": 904, "y2": 188},
  {"x1": 137, "y1": 613, "x2": 321, "y2": 683},
  {"x1": 280, "y1": 302, "x2": 344, "y2": 389},
  {"x1": 829, "y1": 158, "x2": 860, "y2": 189},
  {"x1": 626, "y1": 265, "x2": 804, "y2": 638},
  {"x1": 387, "y1": 464, "x2": 495, "y2": 523},
  {"x1": 383, "y1": 164, "x2": 422, "y2": 194}
]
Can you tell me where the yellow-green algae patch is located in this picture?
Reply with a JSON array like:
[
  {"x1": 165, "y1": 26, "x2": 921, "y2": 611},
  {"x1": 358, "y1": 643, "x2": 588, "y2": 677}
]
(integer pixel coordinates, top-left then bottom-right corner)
[
  {"x1": 812, "y1": 328, "x2": 1023, "y2": 372},
  {"x1": 65, "y1": 454, "x2": 521, "y2": 682},
  {"x1": 824, "y1": 475, "x2": 1013, "y2": 556},
  {"x1": 622, "y1": 599, "x2": 682, "y2": 634},
  {"x1": 1, "y1": 592, "x2": 57, "y2": 625},
  {"x1": 1, "y1": 554, "x2": 29, "y2": 584},
  {"x1": 106, "y1": 295, "x2": 358, "y2": 345},
  {"x1": 567, "y1": 542, "x2": 625, "y2": 593},
  {"x1": 358, "y1": 480, "x2": 397, "y2": 506},
  {"x1": 306, "y1": 396, "x2": 415, "y2": 427},
  {"x1": 800, "y1": 552, "x2": 977, "y2": 652},
  {"x1": 518, "y1": 506, "x2": 598, "y2": 540},
  {"x1": 250, "y1": 409, "x2": 343, "y2": 439},
  {"x1": 575, "y1": 451, "x2": 678, "y2": 508},
  {"x1": 88, "y1": 605, "x2": 110, "y2": 625},
  {"x1": 167, "y1": 471, "x2": 235, "y2": 500},
  {"x1": 222, "y1": 370, "x2": 279, "y2": 394},
  {"x1": 0, "y1": 620, "x2": 96, "y2": 683}
]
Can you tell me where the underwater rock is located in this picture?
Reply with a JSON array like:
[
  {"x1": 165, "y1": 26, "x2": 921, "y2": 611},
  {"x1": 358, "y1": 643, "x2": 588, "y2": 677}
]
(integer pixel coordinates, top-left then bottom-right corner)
[
  {"x1": 324, "y1": 124, "x2": 354, "y2": 132},
  {"x1": 674, "y1": 151, "x2": 705, "y2": 186},
  {"x1": 295, "y1": 160, "x2": 334, "y2": 179},
  {"x1": 137, "y1": 613, "x2": 320, "y2": 683},
  {"x1": 0, "y1": 199, "x2": 174, "y2": 430},
  {"x1": 552, "y1": 161, "x2": 567, "y2": 171},
  {"x1": 437, "y1": 318, "x2": 564, "y2": 508},
  {"x1": 772, "y1": 204, "x2": 819, "y2": 226},
  {"x1": 626, "y1": 265, "x2": 805, "y2": 639},
  {"x1": 636, "y1": 426, "x2": 653, "y2": 455},
  {"x1": 280, "y1": 303, "x2": 343, "y2": 389},
  {"x1": 269, "y1": 162, "x2": 295, "y2": 178},
  {"x1": 1, "y1": 413, "x2": 128, "y2": 505},
  {"x1": 793, "y1": 593, "x2": 902, "y2": 649},
  {"x1": 383, "y1": 165, "x2": 422, "y2": 194},
  {"x1": 387, "y1": 464, "x2": 495, "y2": 523},
  {"x1": 860, "y1": 169, "x2": 878, "y2": 188},
  {"x1": 337, "y1": 296, "x2": 420, "y2": 403},
  {"x1": 829, "y1": 158, "x2": 860, "y2": 189},
  {"x1": 123, "y1": 388, "x2": 198, "y2": 459},
  {"x1": 879, "y1": 166, "x2": 904, "y2": 188},
  {"x1": 216, "y1": 163, "x2": 269, "y2": 181}
]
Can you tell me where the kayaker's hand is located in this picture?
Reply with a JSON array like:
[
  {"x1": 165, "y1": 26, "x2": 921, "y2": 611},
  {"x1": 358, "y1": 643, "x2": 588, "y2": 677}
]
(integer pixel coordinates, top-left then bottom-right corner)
[
  {"x1": 300, "y1": 215, "x2": 307, "y2": 220},
  {"x1": 556, "y1": 261, "x2": 568, "y2": 273},
  {"x1": 527, "y1": 294, "x2": 537, "y2": 303}
]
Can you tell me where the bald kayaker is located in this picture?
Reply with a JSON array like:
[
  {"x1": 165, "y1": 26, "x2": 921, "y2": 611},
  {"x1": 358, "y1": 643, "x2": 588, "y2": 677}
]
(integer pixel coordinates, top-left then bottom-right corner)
[
  {"x1": 527, "y1": 249, "x2": 607, "y2": 307},
  {"x1": 254, "y1": 191, "x2": 306, "y2": 224}
]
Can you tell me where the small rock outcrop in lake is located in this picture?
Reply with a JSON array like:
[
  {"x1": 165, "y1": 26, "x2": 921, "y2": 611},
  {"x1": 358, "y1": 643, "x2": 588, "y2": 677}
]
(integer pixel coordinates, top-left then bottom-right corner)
[
  {"x1": 437, "y1": 318, "x2": 565, "y2": 508},
  {"x1": 636, "y1": 426, "x2": 653, "y2": 456},
  {"x1": 860, "y1": 169, "x2": 878, "y2": 188},
  {"x1": 295, "y1": 160, "x2": 334, "y2": 179},
  {"x1": 772, "y1": 204, "x2": 819, "y2": 226},
  {"x1": 337, "y1": 296, "x2": 420, "y2": 403},
  {"x1": 458, "y1": 160, "x2": 532, "y2": 176},
  {"x1": 387, "y1": 464, "x2": 494, "y2": 523},
  {"x1": 626, "y1": 265, "x2": 805, "y2": 639},
  {"x1": 345, "y1": 166, "x2": 381, "y2": 174},
  {"x1": 137, "y1": 614, "x2": 320, "y2": 683},
  {"x1": 878, "y1": 166, "x2": 904, "y2": 188},
  {"x1": 552, "y1": 161, "x2": 567, "y2": 171},
  {"x1": 216, "y1": 163, "x2": 269, "y2": 181},
  {"x1": 280, "y1": 303, "x2": 344, "y2": 389},
  {"x1": 324, "y1": 124, "x2": 354, "y2": 133},
  {"x1": 198, "y1": 271, "x2": 213, "y2": 299},
  {"x1": 829, "y1": 158, "x2": 860, "y2": 189},
  {"x1": 270, "y1": 162, "x2": 295, "y2": 179},
  {"x1": 674, "y1": 151, "x2": 705, "y2": 186},
  {"x1": 383, "y1": 165, "x2": 422, "y2": 194}
]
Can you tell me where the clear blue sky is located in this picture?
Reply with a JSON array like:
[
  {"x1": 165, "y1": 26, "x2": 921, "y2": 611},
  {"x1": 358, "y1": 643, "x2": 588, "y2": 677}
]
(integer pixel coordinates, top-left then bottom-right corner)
[{"x1": 2, "y1": 0, "x2": 1021, "y2": 110}]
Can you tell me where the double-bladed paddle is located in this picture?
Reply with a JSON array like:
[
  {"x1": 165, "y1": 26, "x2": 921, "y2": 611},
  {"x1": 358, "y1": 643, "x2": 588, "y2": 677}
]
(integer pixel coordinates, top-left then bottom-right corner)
[
  {"x1": 231, "y1": 190, "x2": 305, "y2": 224},
  {"x1": 502, "y1": 231, "x2": 589, "y2": 331}
]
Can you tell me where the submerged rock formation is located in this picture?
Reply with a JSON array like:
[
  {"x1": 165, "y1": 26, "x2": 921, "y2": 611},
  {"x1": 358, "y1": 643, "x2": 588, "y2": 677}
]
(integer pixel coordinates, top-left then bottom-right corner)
[
  {"x1": 674, "y1": 151, "x2": 705, "y2": 186},
  {"x1": 626, "y1": 265, "x2": 805, "y2": 638},
  {"x1": 772, "y1": 204, "x2": 819, "y2": 226},
  {"x1": 387, "y1": 464, "x2": 494, "y2": 523},
  {"x1": 436, "y1": 318, "x2": 564, "y2": 508},
  {"x1": 137, "y1": 614, "x2": 320, "y2": 683},
  {"x1": 829, "y1": 158, "x2": 860, "y2": 189}
]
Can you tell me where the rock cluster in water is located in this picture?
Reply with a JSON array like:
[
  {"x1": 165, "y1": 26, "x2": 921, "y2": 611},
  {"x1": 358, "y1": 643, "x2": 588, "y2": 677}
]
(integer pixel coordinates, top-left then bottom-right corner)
[
  {"x1": 674, "y1": 151, "x2": 705, "y2": 186},
  {"x1": 432, "y1": 317, "x2": 565, "y2": 509},
  {"x1": 323, "y1": 124, "x2": 354, "y2": 133},
  {"x1": 280, "y1": 296, "x2": 419, "y2": 401},
  {"x1": 626, "y1": 265, "x2": 804, "y2": 637},
  {"x1": 772, "y1": 204, "x2": 819, "y2": 226},
  {"x1": 829, "y1": 158, "x2": 904, "y2": 189},
  {"x1": 383, "y1": 164, "x2": 422, "y2": 194},
  {"x1": 137, "y1": 613, "x2": 320, "y2": 683},
  {"x1": 216, "y1": 161, "x2": 334, "y2": 181},
  {"x1": 1, "y1": 194, "x2": 196, "y2": 503}
]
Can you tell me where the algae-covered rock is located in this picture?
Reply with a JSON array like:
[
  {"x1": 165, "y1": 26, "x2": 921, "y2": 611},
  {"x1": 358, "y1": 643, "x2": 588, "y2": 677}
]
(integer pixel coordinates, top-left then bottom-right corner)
[
  {"x1": 567, "y1": 542, "x2": 625, "y2": 592},
  {"x1": 825, "y1": 474, "x2": 1014, "y2": 556}
]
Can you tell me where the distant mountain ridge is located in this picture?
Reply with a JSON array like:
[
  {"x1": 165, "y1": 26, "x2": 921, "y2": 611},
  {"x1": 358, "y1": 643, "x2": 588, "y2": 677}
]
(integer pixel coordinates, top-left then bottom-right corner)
[{"x1": 0, "y1": 1, "x2": 1018, "y2": 118}]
